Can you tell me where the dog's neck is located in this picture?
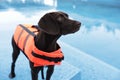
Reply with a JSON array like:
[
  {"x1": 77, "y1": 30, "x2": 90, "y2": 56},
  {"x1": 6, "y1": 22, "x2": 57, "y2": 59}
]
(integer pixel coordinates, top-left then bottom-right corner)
[{"x1": 35, "y1": 31, "x2": 61, "y2": 52}]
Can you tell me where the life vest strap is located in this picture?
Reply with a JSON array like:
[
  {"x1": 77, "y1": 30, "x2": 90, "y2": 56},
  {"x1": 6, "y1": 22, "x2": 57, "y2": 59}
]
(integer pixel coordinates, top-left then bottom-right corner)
[
  {"x1": 17, "y1": 29, "x2": 24, "y2": 45},
  {"x1": 23, "y1": 34, "x2": 31, "y2": 51},
  {"x1": 32, "y1": 51, "x2": 64, "y2": 63},
  {"x1": 19, "y1": 24, "x2": 37, "y2": 37}
]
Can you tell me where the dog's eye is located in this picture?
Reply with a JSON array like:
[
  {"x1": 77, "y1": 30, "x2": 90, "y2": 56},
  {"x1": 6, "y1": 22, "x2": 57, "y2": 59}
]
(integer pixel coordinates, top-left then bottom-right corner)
[
  {"x1": 57, "y1": 16, "x2": 64, "y2": 23},
  {"x1": 57, "y1": 17, "x2": 62, "y2": 21}
]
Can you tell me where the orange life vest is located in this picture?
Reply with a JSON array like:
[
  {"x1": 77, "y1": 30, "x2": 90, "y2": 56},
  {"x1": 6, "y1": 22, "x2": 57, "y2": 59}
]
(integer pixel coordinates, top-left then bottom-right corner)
[{"x1": 13, "y1": 24, "x2": 64, "y2": 67}]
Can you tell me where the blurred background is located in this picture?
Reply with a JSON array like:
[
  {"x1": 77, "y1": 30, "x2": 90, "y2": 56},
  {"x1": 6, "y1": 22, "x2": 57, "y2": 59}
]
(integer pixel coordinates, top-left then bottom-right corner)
[{"x1": 0, "y1": 0, "x2": 120, "y2": 80}]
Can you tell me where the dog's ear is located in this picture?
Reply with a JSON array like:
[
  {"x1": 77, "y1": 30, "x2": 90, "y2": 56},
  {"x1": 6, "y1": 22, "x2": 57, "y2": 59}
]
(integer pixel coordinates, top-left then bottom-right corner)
[
  {"x1": 58, "y1": 11, "x2": 69, "y2": 18},
  {"x1": 38, "y1": 12, "x2": 61, "y2": 35}
]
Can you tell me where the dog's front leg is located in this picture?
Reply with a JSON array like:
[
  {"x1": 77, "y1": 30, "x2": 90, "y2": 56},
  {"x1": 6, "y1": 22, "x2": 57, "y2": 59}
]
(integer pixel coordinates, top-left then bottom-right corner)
[
  {"x1": 29, "y1": 62, "x2": 43, "y2": 80},
  {"x1": 46, "y1": 65, "x2": 54, "y2": 80}
]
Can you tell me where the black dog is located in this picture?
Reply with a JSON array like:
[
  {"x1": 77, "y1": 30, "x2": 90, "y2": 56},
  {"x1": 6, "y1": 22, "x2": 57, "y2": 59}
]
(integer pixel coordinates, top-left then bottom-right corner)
[{"x1": 9, "y1": 11, "x2": 81, "y2": 80}]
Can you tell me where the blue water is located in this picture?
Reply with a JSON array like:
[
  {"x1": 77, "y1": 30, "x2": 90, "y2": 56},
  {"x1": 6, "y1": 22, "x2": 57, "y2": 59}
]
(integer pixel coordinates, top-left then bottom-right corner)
[{"x1": 0, "y1": 0, "x2": 120, "y2": 80}]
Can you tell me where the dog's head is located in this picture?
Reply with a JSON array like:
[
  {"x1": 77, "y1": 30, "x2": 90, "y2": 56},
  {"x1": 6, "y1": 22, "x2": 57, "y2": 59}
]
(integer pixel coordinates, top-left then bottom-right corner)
[{"x1": 38, "y1": 11, "x2": 81, "y2": 35}]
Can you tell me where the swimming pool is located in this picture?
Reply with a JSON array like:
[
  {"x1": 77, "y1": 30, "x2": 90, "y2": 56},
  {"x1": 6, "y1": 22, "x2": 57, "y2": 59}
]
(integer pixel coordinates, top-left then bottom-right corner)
[
  {"x1": 57, "y1": 0, "x2": 120, "y2": 69},
  {"x1": 58, "y1": 0, "x2": 120, "y2": 69},
  {"x1": 0, "y1": 0, "x2": 120, "y2": 80}
]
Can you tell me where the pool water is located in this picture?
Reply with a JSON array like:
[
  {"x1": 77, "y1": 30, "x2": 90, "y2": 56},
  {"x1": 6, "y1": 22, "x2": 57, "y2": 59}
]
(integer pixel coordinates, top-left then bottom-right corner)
[
  {"x1": 0, "y1": 0, "x2": 120, "y2": 80},
  {"x1": 58, "y1": 0, "x2": 120, "y2": 69}
]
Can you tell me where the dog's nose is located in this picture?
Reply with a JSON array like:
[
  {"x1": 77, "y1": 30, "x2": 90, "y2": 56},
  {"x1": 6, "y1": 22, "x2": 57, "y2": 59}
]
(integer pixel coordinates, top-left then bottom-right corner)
[
  {"x1": 74, "y1": 21, "x2": 81, "y2": 32},
  {"x1": 76, "y1": 21, "x2": 81, "y2": 27}
]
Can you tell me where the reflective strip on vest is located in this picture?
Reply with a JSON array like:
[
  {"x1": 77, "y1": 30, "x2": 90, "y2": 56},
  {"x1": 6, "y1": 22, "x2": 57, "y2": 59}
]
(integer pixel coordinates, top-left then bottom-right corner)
[{"x1": 13, "y1": 24, "x2": 64, "y2": 67}]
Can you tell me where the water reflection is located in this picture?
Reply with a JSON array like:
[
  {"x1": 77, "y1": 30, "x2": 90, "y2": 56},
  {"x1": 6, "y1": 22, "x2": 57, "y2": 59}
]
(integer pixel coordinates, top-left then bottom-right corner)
[
  {"x1": 0, "y1": 0, "x2": 57, "y2": 8},
  {"x1": 0, "y1": 0, "x2": 120, "y2": 69},
  {"x1": 0, "y1": 0, "x2": 57, "y2": 16}
]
